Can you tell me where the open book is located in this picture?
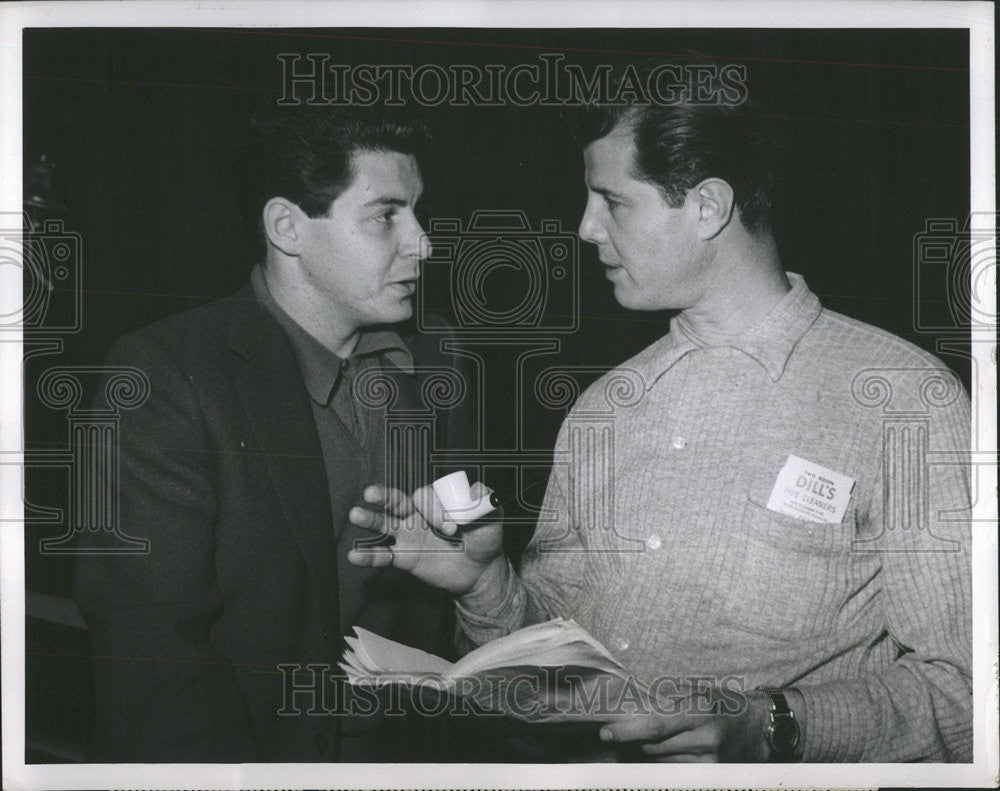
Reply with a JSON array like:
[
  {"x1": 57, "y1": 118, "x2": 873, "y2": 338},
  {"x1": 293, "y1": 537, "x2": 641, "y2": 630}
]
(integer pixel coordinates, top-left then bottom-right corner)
[{"x1": 340, "y1": 618, "x2": 650, "y2": 722}]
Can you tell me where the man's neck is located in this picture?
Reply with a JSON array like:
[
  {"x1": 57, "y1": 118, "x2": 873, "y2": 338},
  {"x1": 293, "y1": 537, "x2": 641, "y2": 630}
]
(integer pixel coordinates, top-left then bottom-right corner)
[
  {"x1": 260, "y1": 264, "x2": 360, "y2": 359},
  {"x1": 677, "y1": 234, "x2": 789, "y2": 344}
]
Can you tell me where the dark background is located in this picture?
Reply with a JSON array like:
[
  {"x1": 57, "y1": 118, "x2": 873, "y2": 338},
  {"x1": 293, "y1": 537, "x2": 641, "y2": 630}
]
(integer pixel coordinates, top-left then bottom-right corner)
[{"x1": 21, "y1": 27, "x2": 971, "y2": 761}]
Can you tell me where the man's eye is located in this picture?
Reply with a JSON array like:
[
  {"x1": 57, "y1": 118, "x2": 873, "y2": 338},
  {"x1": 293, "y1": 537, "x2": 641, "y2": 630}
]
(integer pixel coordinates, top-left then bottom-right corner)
[
  {"x1": 375, "y1": 210, "x2": 396, "y2": 224},
  {"x1": 604, "y1": 196, "x2": 622, "y2": 210}
]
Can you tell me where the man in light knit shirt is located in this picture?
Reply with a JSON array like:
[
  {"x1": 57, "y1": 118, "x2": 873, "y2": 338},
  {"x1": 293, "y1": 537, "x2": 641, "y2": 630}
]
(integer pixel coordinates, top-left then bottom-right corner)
[{"x1": 347, "y1": 60, "x2": 972, "y2": 762}]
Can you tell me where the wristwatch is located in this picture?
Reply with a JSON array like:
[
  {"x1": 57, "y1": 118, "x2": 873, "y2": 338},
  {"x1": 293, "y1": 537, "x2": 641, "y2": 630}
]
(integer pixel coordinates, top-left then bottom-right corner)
[{"x1": 757, "y1": 687, "x2": 800, "y2": 761}]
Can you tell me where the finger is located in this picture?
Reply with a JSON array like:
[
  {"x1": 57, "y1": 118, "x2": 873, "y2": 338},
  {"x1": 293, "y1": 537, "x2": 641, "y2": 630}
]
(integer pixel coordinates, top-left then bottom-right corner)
[
  {"x1": 363, "y1": 485, "x2": 415, "y2": 518},
  {"x1": 412, "y1": 484, "x2": 451, "y2": 532},
  {"x1": 600, "y1": 715, "x2": 687, "y2": 744},
  {"x1": 346, "y1": 546, "x2": 395, "y2": 568},
  {"x1": 362, "y1": 484, "x2": 386, "y2": 505},
  {"x1": 349, "y1": 506, "x2": 386, "y2": 533},
  {"x1": 468, "y1": 481, "x2": 493, "y2": 499},
  {"x1": 652, "y1": 754, "x2": 717, "y2": 763},
  {"x1": 640, "y1": 728, "x2": 715, "y2": 756},
  {"x1": 438, "y1": 519, "x2": 459, "y2": 537}
]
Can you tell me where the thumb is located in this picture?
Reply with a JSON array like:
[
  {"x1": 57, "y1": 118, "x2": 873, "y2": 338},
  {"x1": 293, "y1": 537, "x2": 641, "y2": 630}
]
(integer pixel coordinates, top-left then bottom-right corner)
[
  {"x1": 600, "y1": 715, "x2": 674, "y2": 743},
  {"x1": 469, "y1": 481, "x2": 494, "y2": 499}
]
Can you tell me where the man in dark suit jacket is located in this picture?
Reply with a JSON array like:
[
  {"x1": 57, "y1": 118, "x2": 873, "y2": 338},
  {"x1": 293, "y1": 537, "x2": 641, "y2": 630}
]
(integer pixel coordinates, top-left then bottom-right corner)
[{"x1": 74, "y1": 104, "x2": 474, "y2": 762}]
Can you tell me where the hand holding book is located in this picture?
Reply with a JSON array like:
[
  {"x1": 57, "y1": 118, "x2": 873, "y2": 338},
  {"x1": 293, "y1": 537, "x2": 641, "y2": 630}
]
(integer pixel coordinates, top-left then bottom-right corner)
[{"x1": 340, "y1": 618, "x2": 654, "y2": 723}]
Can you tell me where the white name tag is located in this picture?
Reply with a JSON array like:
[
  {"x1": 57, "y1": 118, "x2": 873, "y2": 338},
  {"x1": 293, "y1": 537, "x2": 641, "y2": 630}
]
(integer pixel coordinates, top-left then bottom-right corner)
[{"x1": 765, "y1": 454, "x2": 856, "y2": 524}]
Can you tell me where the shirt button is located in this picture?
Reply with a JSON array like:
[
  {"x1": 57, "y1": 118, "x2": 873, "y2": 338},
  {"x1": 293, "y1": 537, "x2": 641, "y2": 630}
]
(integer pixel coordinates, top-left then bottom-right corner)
[
  {"x1": 615, "y1": 637, "x2": 630, "y2": 651},
  {"x1": 670, "y1": 436, "x2": 687, "y2": 450},
  {"x1": 646, "y1": 534, "x2": 662, "y2": 551}
]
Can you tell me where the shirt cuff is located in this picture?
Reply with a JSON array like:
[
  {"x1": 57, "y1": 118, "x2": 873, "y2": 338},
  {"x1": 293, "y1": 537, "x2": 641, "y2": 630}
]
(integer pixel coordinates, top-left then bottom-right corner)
[
  {"x1": 796, "y1": 680, "x2": 873, "y2": 762},
  {"x1": 454, "y1": 557, "x2": 526, "y2": 646}
]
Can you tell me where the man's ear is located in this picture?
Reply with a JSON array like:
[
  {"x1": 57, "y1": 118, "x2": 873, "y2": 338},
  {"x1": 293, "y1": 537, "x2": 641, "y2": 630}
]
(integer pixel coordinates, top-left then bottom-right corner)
[
  {"x1": 692, "y1": 178, "x2": 735, "y2": 240},
  {"x1": 262, "y1": 197, "x2": 304, "y2": 256}
]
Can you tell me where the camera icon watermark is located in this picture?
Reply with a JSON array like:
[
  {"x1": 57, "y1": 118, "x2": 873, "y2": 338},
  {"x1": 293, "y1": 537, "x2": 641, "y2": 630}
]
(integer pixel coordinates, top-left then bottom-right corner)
[
  {"x1": 912, "y1": 213, "x2": 996, "y2": 334},
  {"x1": 0, "y1": 212, "x2": 82, "y2": 336},
  {"x1": 418, "y1": 210, "x2": 579, "y2": 337}
]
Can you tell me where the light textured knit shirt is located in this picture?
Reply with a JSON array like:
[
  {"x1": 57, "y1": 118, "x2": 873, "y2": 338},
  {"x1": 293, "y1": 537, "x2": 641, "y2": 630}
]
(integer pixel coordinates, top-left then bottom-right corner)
[{"x1": 457, "y1": 273, "x2": 972, "y2": 762}]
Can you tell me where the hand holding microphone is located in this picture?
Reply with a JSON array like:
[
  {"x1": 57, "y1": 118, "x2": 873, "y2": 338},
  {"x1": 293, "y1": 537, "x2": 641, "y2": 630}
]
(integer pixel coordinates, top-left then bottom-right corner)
[
  {"x1": 432, "y1": 471, "x2": 502, "y2": 528},
  {"x1": 346, "y1": 471, "x2": 505, "y2": 596}
]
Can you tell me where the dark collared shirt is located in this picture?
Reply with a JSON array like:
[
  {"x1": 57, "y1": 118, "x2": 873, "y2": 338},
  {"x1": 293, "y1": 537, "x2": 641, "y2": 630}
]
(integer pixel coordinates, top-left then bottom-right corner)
[
  {"x1": 250, "y1": 264, "x2": 414, "y2": 482},
  {"x1": 251, "y1": 267, "x2": 432, "y2": 757}
]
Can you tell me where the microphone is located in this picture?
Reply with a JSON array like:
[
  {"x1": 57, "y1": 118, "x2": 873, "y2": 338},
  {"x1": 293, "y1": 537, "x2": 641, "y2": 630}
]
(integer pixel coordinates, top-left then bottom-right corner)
[{"x1": 432, "y1": 471, "x2": 503, "y2": 528}]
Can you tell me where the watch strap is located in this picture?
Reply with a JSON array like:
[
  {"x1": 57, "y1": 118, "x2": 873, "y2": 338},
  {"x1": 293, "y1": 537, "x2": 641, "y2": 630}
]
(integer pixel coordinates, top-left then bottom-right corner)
[
  {"x1": 756, "y1": 686, "x2": 800, "y2": 761},
  {"x1": 764, "y1": 688, "x2": 791, "y2": 716}
]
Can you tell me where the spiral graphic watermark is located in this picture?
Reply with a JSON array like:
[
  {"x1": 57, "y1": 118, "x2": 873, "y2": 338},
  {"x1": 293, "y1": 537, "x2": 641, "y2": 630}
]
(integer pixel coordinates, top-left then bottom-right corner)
[
  {"x1": 30, "y1": 367, "x2": 152, "y2": 554},
  {"x1": 850, "y1": 367, "x2": 968, "y2": 553}
]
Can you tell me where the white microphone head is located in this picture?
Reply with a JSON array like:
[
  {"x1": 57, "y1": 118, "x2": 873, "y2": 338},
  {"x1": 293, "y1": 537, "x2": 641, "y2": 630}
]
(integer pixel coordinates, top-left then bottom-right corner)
[
  {"x1": 432, "y1": 471, "x2": 473, "y2": 512},
  {"x1": 432, "y1": 471, "x2": 501, "y2": 525}
]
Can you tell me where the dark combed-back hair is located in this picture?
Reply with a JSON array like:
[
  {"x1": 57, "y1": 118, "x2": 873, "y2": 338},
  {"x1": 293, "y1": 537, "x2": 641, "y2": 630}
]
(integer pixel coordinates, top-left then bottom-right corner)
[
  {"x1": 567, "y1": 58, "x2": 775, "y2": 233},
  {"x1": 239, "y1": 103, "x2": 430, "y2": 243}
]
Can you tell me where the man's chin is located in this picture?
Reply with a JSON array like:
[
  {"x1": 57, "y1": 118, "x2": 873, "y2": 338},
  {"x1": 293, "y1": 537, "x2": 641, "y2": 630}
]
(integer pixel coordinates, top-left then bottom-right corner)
[
  {"x1": 611, "y1": 283, "x2": 642, "y2": 310},
  {"x1": 379, "y1": 299, "x2": 414, "y2": 325},
  {"x1": 612, "y1": 287, "x2": 671, "y2": 313}
]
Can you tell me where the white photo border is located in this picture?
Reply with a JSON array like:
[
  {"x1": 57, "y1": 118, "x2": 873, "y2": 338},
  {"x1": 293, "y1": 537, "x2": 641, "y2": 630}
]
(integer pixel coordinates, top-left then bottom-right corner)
[{"x1": 1, "y1": 1, "x2": 995, "y2": 789}]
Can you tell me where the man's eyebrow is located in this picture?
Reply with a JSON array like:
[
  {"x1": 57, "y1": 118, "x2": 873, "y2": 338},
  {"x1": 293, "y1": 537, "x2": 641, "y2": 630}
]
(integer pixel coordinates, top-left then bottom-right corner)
[
  {"x1": 590, "y1": 185, "x2": 627, "y2": 200},
  {"x1": 361, "y1": 196, "x2": 410, "y2": 208}
]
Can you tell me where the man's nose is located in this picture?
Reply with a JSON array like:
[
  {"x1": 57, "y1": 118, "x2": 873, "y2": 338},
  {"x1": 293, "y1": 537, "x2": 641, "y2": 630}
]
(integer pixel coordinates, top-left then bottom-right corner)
[
  {"x1": 578, "y1": 202, "x2": 605, "y2": 245},
  {"x1": 402, "y1": 214, "x2": 433, "y2": 261}
]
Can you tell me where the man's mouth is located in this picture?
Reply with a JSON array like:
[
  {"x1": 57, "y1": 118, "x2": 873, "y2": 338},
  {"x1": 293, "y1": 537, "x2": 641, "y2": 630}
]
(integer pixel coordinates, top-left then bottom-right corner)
[{"x1": 390, "y1": 280, "x2": 418, "y2": 295}]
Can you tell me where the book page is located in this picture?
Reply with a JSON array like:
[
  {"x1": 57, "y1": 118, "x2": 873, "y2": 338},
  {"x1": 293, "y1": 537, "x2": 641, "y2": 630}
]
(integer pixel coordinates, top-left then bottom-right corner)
[
  {"x1": 449, "y1": 618, "x2": 627, "y2": 679},
  {"x1": 351, "y1": 627, "x2": 454, "y2": 677}
]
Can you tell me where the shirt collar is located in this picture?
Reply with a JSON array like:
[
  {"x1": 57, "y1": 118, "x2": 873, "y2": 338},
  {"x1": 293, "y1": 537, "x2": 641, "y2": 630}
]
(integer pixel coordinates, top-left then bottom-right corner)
[
  {"x1": 250, "y1": 265, "x2": 414, "y2": 405},
  {"x1": 639, "y1": 272, "x2": 821, "y2": 387}
]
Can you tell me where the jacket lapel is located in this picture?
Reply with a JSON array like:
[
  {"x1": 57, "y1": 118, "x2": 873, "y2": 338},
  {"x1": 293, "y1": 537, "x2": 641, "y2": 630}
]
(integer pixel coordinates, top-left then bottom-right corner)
[{"x1": 227, "y1": 293, "x2": 341, "y2": 627}]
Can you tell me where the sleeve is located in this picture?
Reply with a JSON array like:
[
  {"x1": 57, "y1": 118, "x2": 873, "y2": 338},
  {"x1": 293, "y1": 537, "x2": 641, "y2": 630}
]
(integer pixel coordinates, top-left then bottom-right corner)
[
  {"x1": 797, "y1": 378, "x2": 973, "y2": 762},
  {"x1": 455, "y1": 419, "x2": 590, "y2": 649},
  {"x1": 73, "y1": 333, "x2": 259, "y2": 762}
]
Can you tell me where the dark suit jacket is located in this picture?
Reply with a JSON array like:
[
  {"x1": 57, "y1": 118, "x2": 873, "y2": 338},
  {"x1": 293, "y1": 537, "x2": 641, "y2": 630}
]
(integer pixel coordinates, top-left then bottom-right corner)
[{"x1": 73, "y1": 285, "x2": 475, "y2": 762}]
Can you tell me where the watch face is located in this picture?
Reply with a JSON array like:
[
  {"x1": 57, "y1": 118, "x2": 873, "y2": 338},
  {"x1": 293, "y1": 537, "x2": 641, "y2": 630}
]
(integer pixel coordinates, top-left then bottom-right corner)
[{"x1": 771, "y1": 717, "x2": 800, "y2": 753}]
